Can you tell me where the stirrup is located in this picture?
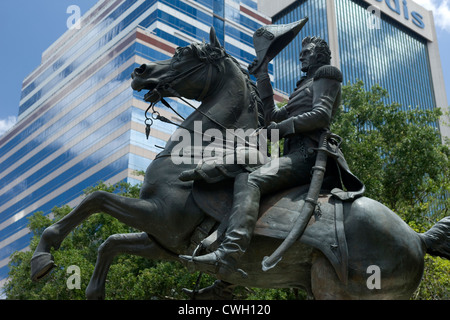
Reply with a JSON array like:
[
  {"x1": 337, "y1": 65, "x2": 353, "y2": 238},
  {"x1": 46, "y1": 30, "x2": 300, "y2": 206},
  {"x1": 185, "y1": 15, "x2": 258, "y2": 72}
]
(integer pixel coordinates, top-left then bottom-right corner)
[
  {"x1": 179, "y1": 252, "x2": 248, "y2": 278},
  {"x1": 182, "y1": 280, "x2": 235, "y2": 300}
]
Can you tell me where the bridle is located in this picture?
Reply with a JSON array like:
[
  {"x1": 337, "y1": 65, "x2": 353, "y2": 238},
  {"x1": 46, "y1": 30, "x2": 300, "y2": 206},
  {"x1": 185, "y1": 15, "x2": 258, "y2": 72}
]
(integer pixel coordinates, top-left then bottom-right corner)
[
  {"x1": 143, "y1": 53, "x2": 261, "y2": 148},
  {"x1": 143, "y1": 63, "x2": 226, "y2": 140}
]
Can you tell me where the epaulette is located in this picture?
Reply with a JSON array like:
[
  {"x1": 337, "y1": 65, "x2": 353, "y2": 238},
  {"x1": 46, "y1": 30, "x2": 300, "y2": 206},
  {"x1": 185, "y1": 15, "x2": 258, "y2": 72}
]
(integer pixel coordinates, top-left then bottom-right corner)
[{"x1": 314, "y1": 65, "x2": 343, "y2": 82}]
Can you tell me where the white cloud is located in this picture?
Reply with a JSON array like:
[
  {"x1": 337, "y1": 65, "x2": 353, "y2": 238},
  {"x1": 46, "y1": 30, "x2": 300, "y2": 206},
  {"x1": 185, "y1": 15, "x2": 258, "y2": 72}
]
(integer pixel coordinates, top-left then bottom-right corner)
[
  {"x1": 414, "y1": 0, "x2": 450, "y2": 31},
  {"x1": 0, "y1": 116, "x2": 17, "y2": 137}
]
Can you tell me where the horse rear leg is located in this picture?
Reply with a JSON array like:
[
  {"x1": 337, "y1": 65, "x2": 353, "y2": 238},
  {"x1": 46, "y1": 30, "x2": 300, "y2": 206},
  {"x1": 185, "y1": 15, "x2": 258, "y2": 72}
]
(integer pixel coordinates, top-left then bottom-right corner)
[
  {"x1": 31, "y1": 191, "x2": 160, "y2": 281},
  {"x1": 86, "y1": 232, "x2": 176, "y2": 300}
]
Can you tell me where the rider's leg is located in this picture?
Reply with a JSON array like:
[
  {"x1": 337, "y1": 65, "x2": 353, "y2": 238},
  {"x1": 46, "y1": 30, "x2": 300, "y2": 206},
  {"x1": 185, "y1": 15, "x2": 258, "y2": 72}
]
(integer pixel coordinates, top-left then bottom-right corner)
[
  {"x1": 180, "y1": 172, "x2": 259, "y2": 274},
  {"x1": 180, "y1": 151, "x2": 315, "y2": 274}
]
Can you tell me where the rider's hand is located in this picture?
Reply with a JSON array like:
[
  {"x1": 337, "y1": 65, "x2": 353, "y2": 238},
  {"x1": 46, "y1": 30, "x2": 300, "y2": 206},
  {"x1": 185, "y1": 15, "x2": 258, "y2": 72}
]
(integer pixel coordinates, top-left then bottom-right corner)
[
  {"x1": 248, "y1": 57, "x2": 269, "y2": 77},
  {"x1": 265, "y1": 122, "x2": 278, "y2": 141},
  {"x1": 266, "y1": 122, "x2": 278, "y2": 131},
  {"x1": 266, "y1": 119, "x2": 295, "y2": 140}
]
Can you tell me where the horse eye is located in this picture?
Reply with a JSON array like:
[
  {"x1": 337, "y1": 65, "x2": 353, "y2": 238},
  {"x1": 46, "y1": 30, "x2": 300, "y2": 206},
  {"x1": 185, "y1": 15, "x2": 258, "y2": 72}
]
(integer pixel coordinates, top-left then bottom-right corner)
[{"x1": 182, "y1": 47, "x2": 191, "y2": 55}]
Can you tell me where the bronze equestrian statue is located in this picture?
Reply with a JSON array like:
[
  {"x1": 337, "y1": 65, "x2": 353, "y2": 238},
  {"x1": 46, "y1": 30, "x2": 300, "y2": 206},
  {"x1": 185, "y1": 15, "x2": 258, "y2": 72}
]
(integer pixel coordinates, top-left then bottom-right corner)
[
  {"x1": 30, "y1": 24, "x2": 450, "y2": 300},
  {"x1": 179, "y1": 23, "x2": 364, "y2": 277}
]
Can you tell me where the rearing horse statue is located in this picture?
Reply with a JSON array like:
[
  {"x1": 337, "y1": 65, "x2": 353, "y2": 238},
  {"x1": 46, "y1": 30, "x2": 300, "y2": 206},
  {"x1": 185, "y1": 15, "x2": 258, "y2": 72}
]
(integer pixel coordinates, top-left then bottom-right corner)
[{"x1": 30, "y1": 27, "x2": 450, "y2": 300}]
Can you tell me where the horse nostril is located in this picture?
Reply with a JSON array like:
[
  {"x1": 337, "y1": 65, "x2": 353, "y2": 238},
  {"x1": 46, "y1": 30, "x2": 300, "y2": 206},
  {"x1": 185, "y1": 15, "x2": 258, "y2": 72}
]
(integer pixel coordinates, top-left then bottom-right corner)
[{"x1": 135, "y1": 64, "x2": 147, "y2": 75}]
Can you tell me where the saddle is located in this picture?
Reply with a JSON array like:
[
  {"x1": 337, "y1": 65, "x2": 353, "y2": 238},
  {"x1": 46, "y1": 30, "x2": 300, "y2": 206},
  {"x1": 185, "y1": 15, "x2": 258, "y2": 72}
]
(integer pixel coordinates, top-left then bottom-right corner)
[{"x1": 191, "y1": 179, "x2": 349, "y2": 284}]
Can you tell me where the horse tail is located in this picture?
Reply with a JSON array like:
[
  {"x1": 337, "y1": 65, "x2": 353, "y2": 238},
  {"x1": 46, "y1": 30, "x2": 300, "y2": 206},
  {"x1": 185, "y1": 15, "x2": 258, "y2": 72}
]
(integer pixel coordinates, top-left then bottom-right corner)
[{"x1": 420, "y1": 216, "x2": 450, "y2": 260}]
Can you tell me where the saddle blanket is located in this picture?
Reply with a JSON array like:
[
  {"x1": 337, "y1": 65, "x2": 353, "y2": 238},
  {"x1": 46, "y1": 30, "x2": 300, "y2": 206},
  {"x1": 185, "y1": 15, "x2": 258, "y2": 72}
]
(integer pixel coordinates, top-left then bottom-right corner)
[{"x1": 192, "y1": 180, "x2": 349, "y2": 284}]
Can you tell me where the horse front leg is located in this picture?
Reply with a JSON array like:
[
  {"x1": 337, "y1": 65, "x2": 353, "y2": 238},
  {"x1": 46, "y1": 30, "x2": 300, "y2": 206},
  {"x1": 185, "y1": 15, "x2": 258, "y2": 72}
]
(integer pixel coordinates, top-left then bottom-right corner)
[
  {"x1": 31, "y1": 190, "x2": 161, "y2": 282},
  {"x1": 86, "y1": 232, "x2": 177, "y2": 300}
]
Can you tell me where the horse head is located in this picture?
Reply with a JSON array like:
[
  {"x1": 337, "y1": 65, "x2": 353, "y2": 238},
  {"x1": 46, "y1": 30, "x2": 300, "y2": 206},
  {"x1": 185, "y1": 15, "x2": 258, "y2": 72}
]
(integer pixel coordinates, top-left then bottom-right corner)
[
  {"x1": 131, "y1": 27, "x2": 264, "y2": 152},
  {"x1": 131, "y1": 27, "x2": 231, "y2": 104},
  {"x1": 131, "y1": 27, "x2": 267, "y2": 179}
]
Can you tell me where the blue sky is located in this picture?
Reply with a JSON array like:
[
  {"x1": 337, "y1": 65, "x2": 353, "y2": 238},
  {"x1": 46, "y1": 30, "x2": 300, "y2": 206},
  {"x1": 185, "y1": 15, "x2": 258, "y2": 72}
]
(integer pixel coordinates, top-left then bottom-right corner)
[
  {"x1": 0, "y1": 0, "x2": 449, "y2": 136},
  {"x1": 0, "y1": 0, "x2": 95, "y2": 135}
]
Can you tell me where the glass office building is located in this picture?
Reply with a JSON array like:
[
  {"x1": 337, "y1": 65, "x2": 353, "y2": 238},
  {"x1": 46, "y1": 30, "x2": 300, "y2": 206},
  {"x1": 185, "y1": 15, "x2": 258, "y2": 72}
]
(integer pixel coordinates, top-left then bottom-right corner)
[
  {"x1": 259, "y1": 0, "x2": 449, "y2": 139},
  {"x1": 0, "y1": 0, "x2": 273, "y2": 286}
]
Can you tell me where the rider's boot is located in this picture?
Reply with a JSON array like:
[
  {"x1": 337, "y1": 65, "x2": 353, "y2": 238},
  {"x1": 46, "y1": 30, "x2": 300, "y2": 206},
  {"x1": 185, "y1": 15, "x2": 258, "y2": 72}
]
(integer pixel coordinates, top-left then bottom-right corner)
[{"x1": 180, "y1": 173, "x2": 260, "y2": 275}]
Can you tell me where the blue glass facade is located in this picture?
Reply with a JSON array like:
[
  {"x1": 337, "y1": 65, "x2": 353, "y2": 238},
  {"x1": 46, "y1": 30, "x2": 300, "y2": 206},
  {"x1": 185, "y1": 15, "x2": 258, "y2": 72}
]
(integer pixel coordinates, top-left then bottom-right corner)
[
  {"x1": 335, "y1": 0, "x2": 435, "y2": 112},
  {"x1": 19, "y1": 0, "x2": 266, "y2": 117},
  {"x1": 0, "y1": 0, "x2": 269, "y2": 284},
  {"x1": 271, "y1": 0, "x2": 436, "y2": 114}
]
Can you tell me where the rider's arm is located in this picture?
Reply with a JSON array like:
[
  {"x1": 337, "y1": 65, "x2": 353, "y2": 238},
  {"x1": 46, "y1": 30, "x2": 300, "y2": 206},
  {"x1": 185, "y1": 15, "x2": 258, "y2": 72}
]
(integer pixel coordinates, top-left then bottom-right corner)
[
  {"x1": 253, "y1": 62, "x2": 289, "y2": 126},
  {"x1": 273, "y1": 65, "x2": 342, "y2": 137}
]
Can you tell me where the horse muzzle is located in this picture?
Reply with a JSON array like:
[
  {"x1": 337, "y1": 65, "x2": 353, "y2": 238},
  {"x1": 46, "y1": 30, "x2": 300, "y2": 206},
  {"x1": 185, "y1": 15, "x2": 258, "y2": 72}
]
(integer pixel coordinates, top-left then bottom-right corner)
[
  {"x1": 131, "y1": 64, "x2": 157, "y2": 91},
  {"x1": 131, "y1": 63, "x2": 177, "y2": 103}
]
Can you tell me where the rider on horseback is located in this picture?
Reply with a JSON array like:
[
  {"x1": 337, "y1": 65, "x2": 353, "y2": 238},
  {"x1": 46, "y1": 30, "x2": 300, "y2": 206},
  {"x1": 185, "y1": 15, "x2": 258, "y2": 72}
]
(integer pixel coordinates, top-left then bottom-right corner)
[{"x1": 180, "y1": 27, "x2": 364, "y2": 276}]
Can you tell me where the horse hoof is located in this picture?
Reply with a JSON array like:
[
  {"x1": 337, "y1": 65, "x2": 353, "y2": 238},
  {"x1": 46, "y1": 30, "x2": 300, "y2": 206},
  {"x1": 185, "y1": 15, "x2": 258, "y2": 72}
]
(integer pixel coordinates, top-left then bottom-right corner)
[{"x1": 30, "y1": 252, "x2": 55, "y2": 282}]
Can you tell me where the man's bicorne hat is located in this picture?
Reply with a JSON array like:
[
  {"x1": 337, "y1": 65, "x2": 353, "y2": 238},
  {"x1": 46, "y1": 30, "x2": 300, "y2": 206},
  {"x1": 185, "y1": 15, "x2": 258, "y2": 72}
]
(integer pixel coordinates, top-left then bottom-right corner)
[{"x1": 250, "y1": 18, "x2": 309, "y2": 73}]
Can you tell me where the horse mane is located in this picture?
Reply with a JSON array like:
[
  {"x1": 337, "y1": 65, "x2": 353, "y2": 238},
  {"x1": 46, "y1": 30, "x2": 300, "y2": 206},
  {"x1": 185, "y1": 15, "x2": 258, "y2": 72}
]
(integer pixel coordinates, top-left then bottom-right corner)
[{"x1": 188, "y1": 41, "x2": 265, "y2": 128}]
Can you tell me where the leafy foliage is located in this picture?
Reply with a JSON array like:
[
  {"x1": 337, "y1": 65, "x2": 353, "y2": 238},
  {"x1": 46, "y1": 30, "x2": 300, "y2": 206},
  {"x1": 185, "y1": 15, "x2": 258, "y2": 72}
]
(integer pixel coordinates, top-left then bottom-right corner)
[{"x1": 333, "y1": 81, "x2": 450, "y2": 224}]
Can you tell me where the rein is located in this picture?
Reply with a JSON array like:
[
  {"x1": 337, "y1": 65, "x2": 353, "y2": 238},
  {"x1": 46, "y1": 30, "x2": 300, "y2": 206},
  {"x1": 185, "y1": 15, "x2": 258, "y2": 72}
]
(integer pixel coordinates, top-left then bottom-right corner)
[{"x1": 143, "y1": 60, "x2": 261, "y2": 148}]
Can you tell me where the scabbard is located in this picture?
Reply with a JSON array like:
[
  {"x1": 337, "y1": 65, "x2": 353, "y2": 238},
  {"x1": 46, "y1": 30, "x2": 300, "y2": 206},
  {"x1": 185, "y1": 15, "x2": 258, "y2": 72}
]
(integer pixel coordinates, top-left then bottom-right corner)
[{"x1": 261, "y1": 130, "x2": 330, "y2": 271}]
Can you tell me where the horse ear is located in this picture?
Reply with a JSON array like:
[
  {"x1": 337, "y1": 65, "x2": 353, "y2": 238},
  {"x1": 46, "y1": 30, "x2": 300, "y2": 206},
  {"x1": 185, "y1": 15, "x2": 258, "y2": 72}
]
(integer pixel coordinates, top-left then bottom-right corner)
[{"x1": 209, "y1": 27, "x2": 222, "y2": 48}]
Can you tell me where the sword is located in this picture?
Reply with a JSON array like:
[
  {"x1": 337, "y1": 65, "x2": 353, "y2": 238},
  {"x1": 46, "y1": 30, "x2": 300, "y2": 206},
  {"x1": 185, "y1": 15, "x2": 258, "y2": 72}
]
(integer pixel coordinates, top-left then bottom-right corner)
[{"x1": 261, "y1": 130, "x2": 338, "y2": 271}]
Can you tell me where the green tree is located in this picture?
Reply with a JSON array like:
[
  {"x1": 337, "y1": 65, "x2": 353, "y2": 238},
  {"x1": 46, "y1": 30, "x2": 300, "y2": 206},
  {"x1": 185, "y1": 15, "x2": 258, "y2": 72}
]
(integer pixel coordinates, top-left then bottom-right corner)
[
  {"x1": 333, "y1": 81, "x2": 450, "y2": 223},
  {"x1": 332, "y1": 80, "x2": 450, "y2": 299}
]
